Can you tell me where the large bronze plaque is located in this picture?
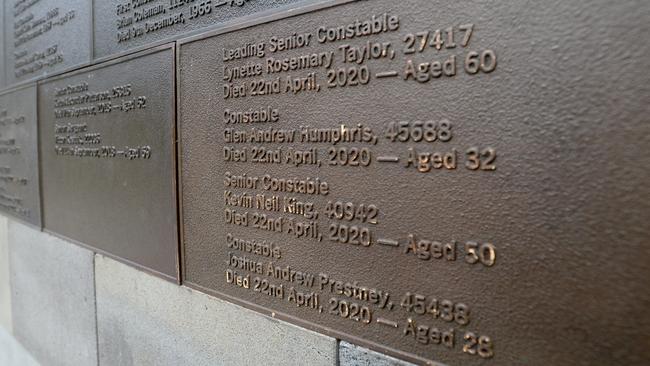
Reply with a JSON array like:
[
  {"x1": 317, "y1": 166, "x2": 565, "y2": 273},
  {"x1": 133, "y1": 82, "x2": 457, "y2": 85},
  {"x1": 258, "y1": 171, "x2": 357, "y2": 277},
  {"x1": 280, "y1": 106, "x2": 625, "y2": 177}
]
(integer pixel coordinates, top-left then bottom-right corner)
[
  {"x1": 178, "y1": 1, "x2": 650, "y2": 365},
  {"x1": 0, "y1": 85, "x2": 41, "y2": 227},
  {"x1": 39, "y1": 45, "x2": 178, "y2": 281},
  {"x1": 3, "y1": 0, "x2": 91, "y2": 85},
  {"x1": 93, "y1": 0, "x2": 310, "y2": 60}
]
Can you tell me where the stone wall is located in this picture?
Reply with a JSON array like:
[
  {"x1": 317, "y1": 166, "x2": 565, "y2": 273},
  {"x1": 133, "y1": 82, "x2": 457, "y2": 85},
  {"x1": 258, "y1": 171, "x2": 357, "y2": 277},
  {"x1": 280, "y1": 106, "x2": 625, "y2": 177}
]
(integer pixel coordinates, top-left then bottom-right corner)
[{"x1": 0, "y1": 216, "x2": 416, "y2": 366}]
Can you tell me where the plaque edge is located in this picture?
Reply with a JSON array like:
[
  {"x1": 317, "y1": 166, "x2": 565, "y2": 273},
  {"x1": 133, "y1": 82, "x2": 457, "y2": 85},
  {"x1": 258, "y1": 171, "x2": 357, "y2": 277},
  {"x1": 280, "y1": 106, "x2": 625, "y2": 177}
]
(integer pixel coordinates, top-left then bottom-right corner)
[
  {"x1": 38, "y1": 44, "x2": 180, "y2": 283},
  {"x1": 176, "y1": 0, "x2": 358, "y2": 48},
  {"x1": 0, "y1": 82, "x2": 43, "y2": 229},
  {"x1": 182, "y1": 280, "x2": 447, "y2": 366}
]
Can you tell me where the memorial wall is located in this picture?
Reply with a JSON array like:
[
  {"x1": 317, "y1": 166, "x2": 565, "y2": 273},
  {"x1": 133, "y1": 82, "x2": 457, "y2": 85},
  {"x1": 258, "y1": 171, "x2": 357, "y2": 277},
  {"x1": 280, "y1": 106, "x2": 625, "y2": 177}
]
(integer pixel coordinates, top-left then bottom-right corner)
[
  {"x1": 4, "y1": 0, "x2": 91, "y2": 84},
  {"x1": 1, "y1": 0, "x2": 649, "y2": 365},
  {"x1": 38, "y1": 45, "x2": 178, "y2": 280},
  {"x1": 0, "y1": 84, "x2": 40, "y2": 227}
]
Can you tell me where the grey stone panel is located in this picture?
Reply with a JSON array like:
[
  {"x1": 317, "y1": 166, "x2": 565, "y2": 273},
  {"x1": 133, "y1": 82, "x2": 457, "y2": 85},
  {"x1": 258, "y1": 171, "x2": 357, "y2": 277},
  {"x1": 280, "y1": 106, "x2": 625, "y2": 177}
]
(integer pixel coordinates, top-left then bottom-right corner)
[
  {"x1": 3, "y1": 0, "x2": 92, "y2": 85},
  {"x1": 95, "y1": 254, "x2": 337, "y2": 366},
  {"x1": 9, "y1": 221, "x2": 97, "y2": 366},
  {"x1": 0, "y1": 327, "x2": 41, "y2": 366}
]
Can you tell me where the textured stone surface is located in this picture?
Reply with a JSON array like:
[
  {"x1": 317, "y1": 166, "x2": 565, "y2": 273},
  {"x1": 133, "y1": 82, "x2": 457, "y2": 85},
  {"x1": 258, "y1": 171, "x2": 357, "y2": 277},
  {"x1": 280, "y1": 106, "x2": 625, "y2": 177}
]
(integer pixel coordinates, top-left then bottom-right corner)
[
  {"x1": 95, "y1": 254, "x2": 337, "y2": 366},
  {"x1": 339, "y1": 341, "x2": 420, "y2": 366},
  {"x1": 0, "y1": 216, "x2": 10, "y2": 331},
  {"x1": 0, "y1": 327, "x2": 40, "y2": 366},
  {"x1": 9, "y1": 221, "x2": 97, "y2": 366}
]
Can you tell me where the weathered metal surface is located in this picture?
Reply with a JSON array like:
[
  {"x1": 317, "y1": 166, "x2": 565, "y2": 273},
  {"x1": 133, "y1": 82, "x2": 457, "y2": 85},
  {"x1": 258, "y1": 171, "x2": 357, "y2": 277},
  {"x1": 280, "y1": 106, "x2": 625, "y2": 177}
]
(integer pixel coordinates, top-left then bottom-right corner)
[
  {"x1": 178, "y1": 0, "x2": 650, "y2": 365},
  {"x1": 3, "y1": 0, "x2": 91, "y2": 85},
  {"x1": 0, "y1": 4, "x2": 5, "y2": 89},
  {"x1": 38, "y1": 45, "x2": 178, "y2": 281},
  {"x1": 0, "y1": 85, "x2": 41, "y2": 227},
  {"x1": 93, "y1": 0, "x2": 311, "y2": 60}
]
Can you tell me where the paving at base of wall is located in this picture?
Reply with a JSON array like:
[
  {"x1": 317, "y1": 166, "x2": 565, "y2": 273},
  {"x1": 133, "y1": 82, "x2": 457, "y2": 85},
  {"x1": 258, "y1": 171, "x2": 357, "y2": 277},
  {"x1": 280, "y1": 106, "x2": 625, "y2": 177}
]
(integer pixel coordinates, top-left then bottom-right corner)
[{"x1": 1, "y1": 217, "x2": 419, "y2": 366}]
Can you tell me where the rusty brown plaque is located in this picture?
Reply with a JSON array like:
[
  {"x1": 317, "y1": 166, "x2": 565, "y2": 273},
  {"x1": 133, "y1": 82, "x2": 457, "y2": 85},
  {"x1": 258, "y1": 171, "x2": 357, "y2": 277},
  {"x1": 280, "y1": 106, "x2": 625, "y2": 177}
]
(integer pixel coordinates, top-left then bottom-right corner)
[
  {"x1": 3, "y1": 0, "x2": 91, "y2": 85},
  {"x1": 0, "y1": 84, "x2": 41, "y2": 227},
  {"x1": 178, "y1": 0, "x2": 650, "y2": 365},
  {"x1": 93, "y1": 0, "x2": 312, "y2": 60},
  {"x1": 39, "y1": 45, "x2": 178, "y2": 281}
]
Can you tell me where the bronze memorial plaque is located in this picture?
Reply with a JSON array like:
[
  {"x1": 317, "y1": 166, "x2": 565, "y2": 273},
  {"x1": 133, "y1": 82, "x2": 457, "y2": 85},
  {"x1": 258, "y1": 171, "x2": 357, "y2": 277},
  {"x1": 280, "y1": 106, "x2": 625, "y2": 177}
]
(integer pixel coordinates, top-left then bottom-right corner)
[
  {"x1": 39, "y1": 45, "x2": 178, "y2": 281},
  {"x1": 178, "y1": 0, "x2": 650, "y2": 365},
  {"x1": 3, "y1": 0, "x2": 91, "y2": 85},
  {"x1": 0, "y1": 85, "x2": 41, "y2": 227},
  {"x1": 93, "y1": 0, "x2": 310, "y2": 60}
]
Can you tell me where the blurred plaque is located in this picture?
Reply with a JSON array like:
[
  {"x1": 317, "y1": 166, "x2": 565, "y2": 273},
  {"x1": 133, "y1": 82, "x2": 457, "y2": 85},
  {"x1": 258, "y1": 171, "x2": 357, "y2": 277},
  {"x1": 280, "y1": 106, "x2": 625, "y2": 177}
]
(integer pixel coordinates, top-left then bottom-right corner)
[
  {"x1": 4, "y1": 0, "x2": 91, "y2": 85},
  {"x1": 0, "y1": 5, "x2": 5, "y2": 89},
  {"x1": 0, "y1": 85, "x2": 40, "y2": 227},
  {"x1": 178, "y1": 0, "x2": 650, "y2": 365},
  {"x1": 93, "y1": 0, "x2": 311, "y2": 60},
  {"x1": 39, "y1": 45, "x2": 178, "y2": 281}
]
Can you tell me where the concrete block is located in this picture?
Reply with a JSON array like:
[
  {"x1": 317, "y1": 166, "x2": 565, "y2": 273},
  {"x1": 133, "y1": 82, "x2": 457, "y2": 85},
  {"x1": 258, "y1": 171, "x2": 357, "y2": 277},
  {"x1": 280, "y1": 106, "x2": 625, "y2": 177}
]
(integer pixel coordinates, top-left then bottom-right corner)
[
  {"x1": 9, "y1": 221, "x2": 97, "y2": 366},
  {"x1": 95, "y1": 254, "x2": 337, "y2": 366},
  {"x1": 0, "y1": 326, "x2": 40, "y2": 366},
  {"x1": 0, "y1": 215, "x2": 10, "y2": 332},
  {"x1": 339, "y1": 341, "x2": 420, "y2": 366}
]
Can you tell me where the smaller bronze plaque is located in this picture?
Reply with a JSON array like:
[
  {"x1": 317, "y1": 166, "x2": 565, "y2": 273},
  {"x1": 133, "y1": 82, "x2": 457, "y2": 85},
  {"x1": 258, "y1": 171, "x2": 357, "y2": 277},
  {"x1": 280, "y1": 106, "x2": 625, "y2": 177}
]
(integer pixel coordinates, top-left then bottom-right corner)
[
  {"x1": 93, "y1": 0, "x2": 311, "y2": 60},
  {"x1": 0, "y1": 85, "x2": 41, "y2": 227},
  {"x1": 38, "y1": 45, "x2": 178, "y2": 281},
  {"x1": 4, "y1": 0, "x2": 91, "y2": 85}
]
